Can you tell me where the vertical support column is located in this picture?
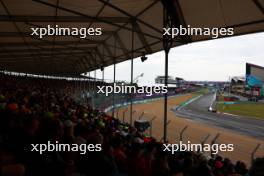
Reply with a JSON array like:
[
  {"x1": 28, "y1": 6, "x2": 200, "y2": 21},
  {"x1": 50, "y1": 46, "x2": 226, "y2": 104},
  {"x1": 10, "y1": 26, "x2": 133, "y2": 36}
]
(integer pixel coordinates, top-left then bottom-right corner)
[
  {"x1": 112, "y1": 36, "x2": 117, "y2": 117},
  {"x1": 112, "y1": 63, "x2": 116, "y2": 117},
  {"x1": 88, "y1": 72, "x2": 90, "y2": 94},
  {"x1": 163, "y1": 7, "x2": 173, "y2": 142},
  {"x1": 130, "y1": 22, "x2": 135, "y2": 126},
  {"x1": 102, "y1": 68, "x2": 104, "y2": 82},
  {"x1": 101, "y1": 68, "x2": 105, "y2": 110},
  {"x1": 93, "y1": 70, "x2": 96, "y2": 108},
  {"x1": 88, "y1": 72, "x2": 91, "y2": 106}
]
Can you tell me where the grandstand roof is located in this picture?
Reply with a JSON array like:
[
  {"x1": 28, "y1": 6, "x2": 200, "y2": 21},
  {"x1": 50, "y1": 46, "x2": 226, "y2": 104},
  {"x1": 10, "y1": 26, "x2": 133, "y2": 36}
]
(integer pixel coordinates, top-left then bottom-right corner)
[{"x1": 0, "y1": 0, "x2": 264, "y2": 77}]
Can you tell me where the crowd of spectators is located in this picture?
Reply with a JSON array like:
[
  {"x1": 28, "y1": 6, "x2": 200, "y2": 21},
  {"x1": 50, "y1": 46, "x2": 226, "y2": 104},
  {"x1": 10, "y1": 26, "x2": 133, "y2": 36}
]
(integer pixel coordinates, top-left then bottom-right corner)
[{"x1": 0, "y1": 74, "x2": 263, "y2": 176}]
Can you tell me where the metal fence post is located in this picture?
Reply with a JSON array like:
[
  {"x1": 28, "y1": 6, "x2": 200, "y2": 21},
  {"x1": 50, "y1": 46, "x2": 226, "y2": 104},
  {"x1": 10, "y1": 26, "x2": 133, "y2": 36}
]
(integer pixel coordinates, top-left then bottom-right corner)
[
  {"x1": 211, "y1": 133, "x2": 220, "y2": 158},
  {"x1": 149, "y1": 116, "x2": 157, "y2": 137},
  {"x1": 116, "y1": 108, "x2": 119, "y2": 119},
  {"x1": 130, "y1": 110, "x2": 136, "y2": 126},
  {"x1": 251, "y1": 143, "x2": 261, "y2": 164},
  {"x1": 122, "y1": 109, "x2": 127, "y2": 123},
  {"x1": 138, "y1": 111, "x2": 145, "y2": 120},
  {"x1": 161, "y1": 120, "x2": 171, "y2": 142},
  {"x1": 180, "y1": 125, "x2": 188, "y2": 141},
  {"x1": 198, "y1": 134, "x2": 210, "y2": 153}
]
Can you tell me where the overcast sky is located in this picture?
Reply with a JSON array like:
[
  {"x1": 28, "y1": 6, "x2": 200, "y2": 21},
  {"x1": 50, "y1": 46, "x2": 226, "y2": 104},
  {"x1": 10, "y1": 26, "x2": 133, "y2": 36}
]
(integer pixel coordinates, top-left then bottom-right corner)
[{"x1": 91, "y1": 32, "x2": 264, "y2": 86}]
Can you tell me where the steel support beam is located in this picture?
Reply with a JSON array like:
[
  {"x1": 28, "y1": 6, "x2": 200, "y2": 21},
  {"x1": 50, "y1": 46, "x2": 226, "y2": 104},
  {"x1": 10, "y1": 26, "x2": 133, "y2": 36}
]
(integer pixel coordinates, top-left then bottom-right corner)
[
  {"x1": 112, "y1": 63, "x2": 116, "y2": 117},
  {"x1": 134, "y1": 22, "x2": 153, "y2": 54},
  {"x1": 24, "y1": 22, "x2": 132, "y2": 51},
  {"x1": 130, "y1": 23, "x2": 134, "y2": 126},
  {"x1": 173, "y1": 0, "x2": 192, "y2": 43},
  {"x1": 103, "y1": 43, "x2": 114, "y2": 59},
  {"x1": 0, "y1": 47, "x2": 95, "y2": 53},
  {"x1": 0, "y1": 40, "x2": 100, "y2": 47},
  {"x1": 101, "y1": 67, "x2": 104, "y2": 82},
  {"x1": 95, "y1": 47, "x2": 105, "y2": 66},
  {"x1": 32, "y1": 0, "x2": 162, "y2": 40},
  {"x1": 98, "y1": 0, "x2": 163, "y2": 34},
  {"x1": 252, "y1": 0, "x2": 264, "y2": 14},
  {"x1": 85, "y1": 56, "x2": 95, "y2": 70},
  {"x1": 162, "y1": 7, "x2": 173, "y2": 143},
  {"x1": 114, "y1": 33, "x2": 130, "y2": 60},
  {"x1": 82, "y1": 56, "x2": 92, "y2": 70},
  {"x1": 0, "y1": 15, "x2": 131, "y2": 23},
  {"x1": 0, "y1": 52, "x2": 88, "y2": 58},
  {"x1": 87, "y1": 53, "x2": 98, "y2": 68}
]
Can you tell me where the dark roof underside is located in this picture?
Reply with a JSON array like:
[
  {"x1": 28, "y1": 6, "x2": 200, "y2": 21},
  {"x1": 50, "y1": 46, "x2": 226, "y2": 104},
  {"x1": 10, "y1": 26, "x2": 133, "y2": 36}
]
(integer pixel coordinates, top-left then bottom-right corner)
[{"x1": 0, "y1": 0, "x2": 263, "y2": 77}]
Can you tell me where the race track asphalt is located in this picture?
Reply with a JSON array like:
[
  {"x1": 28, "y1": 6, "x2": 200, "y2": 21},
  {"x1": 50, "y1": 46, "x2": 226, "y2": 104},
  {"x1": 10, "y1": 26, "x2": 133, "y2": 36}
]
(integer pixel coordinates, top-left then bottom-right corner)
[{"x1": 174, "y1": 93, "x2": 264, "y2": 139}]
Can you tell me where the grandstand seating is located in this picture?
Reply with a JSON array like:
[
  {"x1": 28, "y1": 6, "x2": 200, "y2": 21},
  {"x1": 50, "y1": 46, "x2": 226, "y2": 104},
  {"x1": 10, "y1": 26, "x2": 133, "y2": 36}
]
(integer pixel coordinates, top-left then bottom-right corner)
[{"x1": 0, "y1": 74, "x2": 263, "y2": 176}]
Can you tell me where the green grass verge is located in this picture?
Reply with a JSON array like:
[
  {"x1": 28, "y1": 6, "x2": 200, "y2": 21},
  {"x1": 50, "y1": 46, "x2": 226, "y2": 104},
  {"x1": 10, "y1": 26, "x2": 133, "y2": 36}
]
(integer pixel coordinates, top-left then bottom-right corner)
[{"x1": 217, "y1": 103, "x2": 264, "y2": 119}]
